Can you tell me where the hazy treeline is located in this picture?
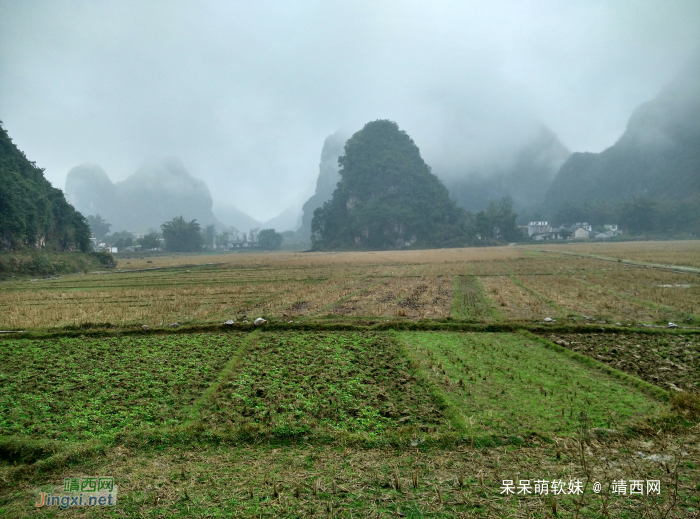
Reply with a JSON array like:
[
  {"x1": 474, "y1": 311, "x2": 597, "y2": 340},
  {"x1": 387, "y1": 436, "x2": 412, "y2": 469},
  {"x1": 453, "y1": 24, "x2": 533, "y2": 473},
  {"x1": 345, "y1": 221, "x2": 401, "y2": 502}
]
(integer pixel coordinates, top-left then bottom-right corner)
[{"x1": 88, "y1": 214, "x2": 283, "y2": 253}]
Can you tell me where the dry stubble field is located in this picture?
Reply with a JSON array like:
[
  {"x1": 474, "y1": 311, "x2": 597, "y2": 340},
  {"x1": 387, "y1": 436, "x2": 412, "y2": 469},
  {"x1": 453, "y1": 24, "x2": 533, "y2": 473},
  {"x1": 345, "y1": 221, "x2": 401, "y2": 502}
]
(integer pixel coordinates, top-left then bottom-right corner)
[
  {"x1": 1, "y1": 241, "x2": 699, "y2": 329},
  {"x1": 1, "y1": 241, "x2": 699, "y2": 518}
]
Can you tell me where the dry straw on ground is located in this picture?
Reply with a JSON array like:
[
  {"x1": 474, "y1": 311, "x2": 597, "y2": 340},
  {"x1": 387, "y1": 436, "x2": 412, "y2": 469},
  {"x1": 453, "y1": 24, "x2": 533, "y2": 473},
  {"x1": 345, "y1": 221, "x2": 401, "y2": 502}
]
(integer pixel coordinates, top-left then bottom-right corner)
[{"x1": 0, "y1": 242, "x2": 697, "y2": 329}]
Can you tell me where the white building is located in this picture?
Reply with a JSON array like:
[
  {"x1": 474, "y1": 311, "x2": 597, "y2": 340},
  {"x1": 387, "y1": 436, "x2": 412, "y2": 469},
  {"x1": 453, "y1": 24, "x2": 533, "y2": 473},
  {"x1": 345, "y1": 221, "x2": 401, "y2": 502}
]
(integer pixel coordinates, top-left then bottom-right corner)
[{"x1": 528, "y1": 221, "x2": 552, "y2": 236}]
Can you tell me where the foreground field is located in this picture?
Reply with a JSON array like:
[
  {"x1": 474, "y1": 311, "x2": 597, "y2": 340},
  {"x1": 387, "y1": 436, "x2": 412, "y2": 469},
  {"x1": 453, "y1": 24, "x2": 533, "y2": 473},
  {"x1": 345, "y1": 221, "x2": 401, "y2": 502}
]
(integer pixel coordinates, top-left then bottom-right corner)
[
  {"x1": 1, "y1": 241, "x2": 699, "y2": 517},
  {"x1": 2, "y1": 328, "x2": 699, "y2": 517}
]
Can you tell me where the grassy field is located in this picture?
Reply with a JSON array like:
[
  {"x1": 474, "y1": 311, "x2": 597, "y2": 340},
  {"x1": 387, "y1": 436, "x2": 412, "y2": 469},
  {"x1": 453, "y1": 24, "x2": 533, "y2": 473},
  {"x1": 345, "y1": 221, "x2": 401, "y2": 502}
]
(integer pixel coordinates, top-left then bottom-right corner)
[
  {"x1": 1, "y1": 241, "x2": 699, "y2": 517},
  {"x1": 399, "y1": 332, "x2": 665, "y2": 438}
]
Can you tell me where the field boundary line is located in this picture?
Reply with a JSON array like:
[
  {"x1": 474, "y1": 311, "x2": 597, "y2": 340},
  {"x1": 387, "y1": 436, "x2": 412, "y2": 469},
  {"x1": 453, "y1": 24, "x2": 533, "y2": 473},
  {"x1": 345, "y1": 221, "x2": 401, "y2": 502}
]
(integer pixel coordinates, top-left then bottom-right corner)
[
  {"x1": 536, "y1": 249, "x2": 700, "y2": 276},
  {"x1": 518, "y1": 330, "x2": 670, "y2": 402},
  {"x1": 186, "y1": 331, "x2": 259, "y2": 423},
  {"x1": 93, "y1": 262, "x2": 228, "y2": 275},
  {"x1": 2, "y1": 320, "x2": 700, "y2": 342},
  {"x1": 391, "y1": 331, "x2": 469, "y2": 434},
  {"x1": 2, "y1": 439, "x2": 107, "y2": 482}
]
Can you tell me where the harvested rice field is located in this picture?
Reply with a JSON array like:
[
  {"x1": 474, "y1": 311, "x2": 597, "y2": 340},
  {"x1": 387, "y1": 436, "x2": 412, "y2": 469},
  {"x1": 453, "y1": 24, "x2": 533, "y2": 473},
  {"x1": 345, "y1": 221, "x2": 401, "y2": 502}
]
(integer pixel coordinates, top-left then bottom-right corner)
[
  {"x1": 1, "y1": 241, "x2": 699, "y2": 518},
  {"x1": 1, "y1": 242, "x2": 698, "y2": 329}
]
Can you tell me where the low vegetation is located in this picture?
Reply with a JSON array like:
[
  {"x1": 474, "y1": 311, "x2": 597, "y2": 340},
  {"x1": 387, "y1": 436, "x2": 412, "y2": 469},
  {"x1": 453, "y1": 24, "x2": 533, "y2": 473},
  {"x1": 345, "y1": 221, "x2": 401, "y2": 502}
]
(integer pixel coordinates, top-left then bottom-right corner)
[
  {"x1": 0, "y1": 251, "x2": 114, "y2": 280},
  {"x1": 400, "y1": 332, "x2": 667, "y2": 439},
  {"x1": 199, "y1": 332, "x2": 445, "y2": 440},
  {"x1": 0, "y1": 334, "x2": 242, "y2": 443}
]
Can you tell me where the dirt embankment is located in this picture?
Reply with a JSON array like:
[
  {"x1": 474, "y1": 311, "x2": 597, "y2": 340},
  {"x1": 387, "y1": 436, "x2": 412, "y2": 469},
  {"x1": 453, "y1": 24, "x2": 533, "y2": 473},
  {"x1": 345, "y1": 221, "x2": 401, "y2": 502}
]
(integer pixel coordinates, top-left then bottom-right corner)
[{"x1": 542, "y1": 333, "x2": 699, "y2": 392}]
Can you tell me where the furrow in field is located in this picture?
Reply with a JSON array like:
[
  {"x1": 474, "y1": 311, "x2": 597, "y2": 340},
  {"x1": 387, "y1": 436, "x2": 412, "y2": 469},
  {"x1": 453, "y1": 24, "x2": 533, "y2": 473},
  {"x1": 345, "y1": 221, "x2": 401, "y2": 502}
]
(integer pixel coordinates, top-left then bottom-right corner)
[
  {"x1": 479, "y1": 275, "x2": 554, "y2": 321},
  {"x1": 326, "y1": 276, "x2": 452, "y2": 318},
  {"x1": 451, "y1": 276, "x2": 495, "y2": 320},
  {"x1": 514, "y1": 273, "x2": 667, "y2": 322}
]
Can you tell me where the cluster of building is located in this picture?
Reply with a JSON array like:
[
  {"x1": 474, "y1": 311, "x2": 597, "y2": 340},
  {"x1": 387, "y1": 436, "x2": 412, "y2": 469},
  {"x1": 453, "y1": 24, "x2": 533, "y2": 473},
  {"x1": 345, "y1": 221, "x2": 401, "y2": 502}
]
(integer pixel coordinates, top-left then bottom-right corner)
[
  {"x1": 524, "y1": 221, "x2": 623, "y2": 241},
  {"x1": 89, "y1": 234, "x2": 261, "y2": 254}
]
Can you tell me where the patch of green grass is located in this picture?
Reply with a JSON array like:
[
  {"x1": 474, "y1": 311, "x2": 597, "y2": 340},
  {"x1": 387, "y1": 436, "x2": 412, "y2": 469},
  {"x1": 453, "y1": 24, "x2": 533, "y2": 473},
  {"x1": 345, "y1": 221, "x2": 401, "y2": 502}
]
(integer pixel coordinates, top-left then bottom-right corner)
[
  {"x1": 451, "y1": 276, "x2": 495, "y2": 320},
  {"x1": 399, "y1": 332, "x2": 667, "y2": 438},
  {"x1": 198, "y1": 332, "x2": 446, "y2": 438},
  {"x1": 0, "y1": 334, "x2": 243, "y2": 442}
]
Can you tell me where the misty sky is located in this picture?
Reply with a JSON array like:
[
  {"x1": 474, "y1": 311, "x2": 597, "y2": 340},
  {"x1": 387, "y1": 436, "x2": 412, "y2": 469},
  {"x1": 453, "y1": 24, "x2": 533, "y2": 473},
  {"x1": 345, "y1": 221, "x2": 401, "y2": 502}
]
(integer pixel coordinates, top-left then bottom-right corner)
[{"x1": 1, "y1": 1, "x2": 699, "y2": 221}]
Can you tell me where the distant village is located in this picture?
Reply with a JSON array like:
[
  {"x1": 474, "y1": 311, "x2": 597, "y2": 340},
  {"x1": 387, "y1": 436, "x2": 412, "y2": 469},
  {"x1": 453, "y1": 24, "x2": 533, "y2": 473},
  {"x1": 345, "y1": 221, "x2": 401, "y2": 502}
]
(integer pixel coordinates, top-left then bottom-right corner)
[
  {"x1": 93, "y1": 221, "x2": 626, "y2": 253},
  {"x1": 523, "y1": 221, "x2": 623, "y2": 241},
  {"x1": 92, "y1": 234, "x2": 263, "y2": 254}
]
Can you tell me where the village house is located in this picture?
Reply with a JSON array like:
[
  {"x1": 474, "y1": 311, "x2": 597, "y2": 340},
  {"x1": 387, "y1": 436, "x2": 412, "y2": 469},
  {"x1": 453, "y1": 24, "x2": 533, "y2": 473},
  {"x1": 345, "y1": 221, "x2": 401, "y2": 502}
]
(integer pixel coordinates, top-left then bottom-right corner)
[
  {"x1": 573, "y1": 226, "x2": 592, "y2": 239},
  {"x1": 527, "y1": 221, "x2": 621, "y2": 241},
  {"x1": 527, "y1": 221, "x2": 552, "y2": 236}
]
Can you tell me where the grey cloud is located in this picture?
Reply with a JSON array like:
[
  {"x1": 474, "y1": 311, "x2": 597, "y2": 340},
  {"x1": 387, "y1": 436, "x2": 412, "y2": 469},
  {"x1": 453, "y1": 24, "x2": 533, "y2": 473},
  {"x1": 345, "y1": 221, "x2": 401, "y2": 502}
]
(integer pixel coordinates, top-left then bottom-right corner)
[{"x1": 1, "y1": 0, "x2": 698, "y2": 221}]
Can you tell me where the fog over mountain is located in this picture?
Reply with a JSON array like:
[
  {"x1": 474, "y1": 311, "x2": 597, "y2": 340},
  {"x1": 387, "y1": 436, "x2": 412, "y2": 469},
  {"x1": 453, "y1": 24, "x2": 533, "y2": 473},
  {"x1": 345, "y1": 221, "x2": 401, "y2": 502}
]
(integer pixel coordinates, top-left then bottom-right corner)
[
  {"x1": 1, "y1": 1, "x2": 699, "y2": 224},
  {"x1": 439, "y1": 123, "x2": 571, "y2": 214},
  {"x1": 66, "y1": 158, "x2": 222, "y2": 233},
  {"x1": 297, "y1": 132, "x2": 347, "y2": 240},
  {"x1": 545, "y1": 55, "x2": 700, "y2": 209}
]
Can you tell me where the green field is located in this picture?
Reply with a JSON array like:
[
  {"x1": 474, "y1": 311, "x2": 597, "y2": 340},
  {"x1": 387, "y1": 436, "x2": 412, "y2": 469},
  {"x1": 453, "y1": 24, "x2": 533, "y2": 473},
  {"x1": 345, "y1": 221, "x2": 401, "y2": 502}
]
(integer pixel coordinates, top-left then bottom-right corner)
[
  {"x1": 0, "y1": 334, "x2": 247, "y2": 444},
  {"x1": 400, "y1": 332, "x2": 665, "y2": 438},
  {"x1": 198, "y1": 332, "x2": 446, "y2": 439}
]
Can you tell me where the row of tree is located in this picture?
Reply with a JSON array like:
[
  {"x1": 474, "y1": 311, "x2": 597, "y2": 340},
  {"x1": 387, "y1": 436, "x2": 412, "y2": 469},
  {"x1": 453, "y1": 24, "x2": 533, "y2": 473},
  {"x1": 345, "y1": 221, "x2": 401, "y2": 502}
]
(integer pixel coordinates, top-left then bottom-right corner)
[
  {"x1": 545, "y1": 196, "x2": 700, "y2": 235},
  {"x1": 87, "y1": 215, "x2": 283, "y2": 252}
]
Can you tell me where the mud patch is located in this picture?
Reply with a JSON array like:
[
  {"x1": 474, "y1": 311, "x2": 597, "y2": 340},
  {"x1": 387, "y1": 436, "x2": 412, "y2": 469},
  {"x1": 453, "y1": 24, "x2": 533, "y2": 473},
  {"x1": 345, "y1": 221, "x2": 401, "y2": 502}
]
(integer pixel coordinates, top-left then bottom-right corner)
[{"x1": 542, "y1": 333, "x2": 700, "y2": 392}]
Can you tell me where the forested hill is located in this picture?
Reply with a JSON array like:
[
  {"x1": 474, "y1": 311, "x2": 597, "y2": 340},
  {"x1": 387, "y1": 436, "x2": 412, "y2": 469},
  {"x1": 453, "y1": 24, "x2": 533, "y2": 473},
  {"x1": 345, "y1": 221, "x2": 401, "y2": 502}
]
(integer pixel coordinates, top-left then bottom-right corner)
[
  {"x1": 545, "y1": 58, "x2": 700, "y2": 210},
  {"x1": 0, "y1": 123, "x2": 90, "y2": 251},
  {"x1": 311, "y1": 120, "x2": 475, "y2": 250}
]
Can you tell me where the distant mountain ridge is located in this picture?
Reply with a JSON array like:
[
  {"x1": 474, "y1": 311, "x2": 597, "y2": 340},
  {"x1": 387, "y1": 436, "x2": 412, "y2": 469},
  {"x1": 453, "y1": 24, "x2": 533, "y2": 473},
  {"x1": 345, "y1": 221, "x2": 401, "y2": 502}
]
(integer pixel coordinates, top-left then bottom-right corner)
[
  {"x1": 297, "y1": 131, "x2": 347, "y2": 240},
  {"x1": 66, "y1": 158, "x2": 222, "y2": 233},
  {"x1": 545, "y1": 57, "x2": 700, "y2": 209}
]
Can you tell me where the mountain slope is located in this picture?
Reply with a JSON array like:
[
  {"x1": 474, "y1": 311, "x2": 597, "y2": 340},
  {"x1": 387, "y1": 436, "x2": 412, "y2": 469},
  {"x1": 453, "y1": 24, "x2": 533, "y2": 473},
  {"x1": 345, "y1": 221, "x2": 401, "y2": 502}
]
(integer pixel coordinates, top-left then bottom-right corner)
[
  {"x1": 545, "y1": 58, "x2": 700, "y2": 209},
  {"x1": 442, "y1": 124, "x2": 570, "y2": 213},
  {"x1": 212, "y1": 202, "x2": 261, "y2": 232},
  {"x1": 297, "y1": 131, "x2": 347, "y2": 239},
  {"x1": 0, "y1": 123, "x2": 90, "y2": 251}
]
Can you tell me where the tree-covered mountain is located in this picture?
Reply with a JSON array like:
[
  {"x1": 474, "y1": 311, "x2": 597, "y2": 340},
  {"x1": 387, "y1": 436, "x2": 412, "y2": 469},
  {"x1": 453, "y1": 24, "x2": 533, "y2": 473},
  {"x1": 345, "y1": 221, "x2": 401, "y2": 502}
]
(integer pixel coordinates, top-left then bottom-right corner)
[
  {"x1": 297, "y1": 131, "x2": 347, "y2": 240},
  {"x1": 545, "y1": 57, "x2": 700, "y2": 211},
  {"x1": 441, "y1": 124, "x2": 570, "y2": 214},
  {"x1": 65, "y1": 158, "x2": 223, "y2": 233},
  {"x1": 311, "y1": 120, "x2": 475, "y2": 250},
  {"x1": 0, "y1": 122, "x2": 90, "y2": 251}
]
